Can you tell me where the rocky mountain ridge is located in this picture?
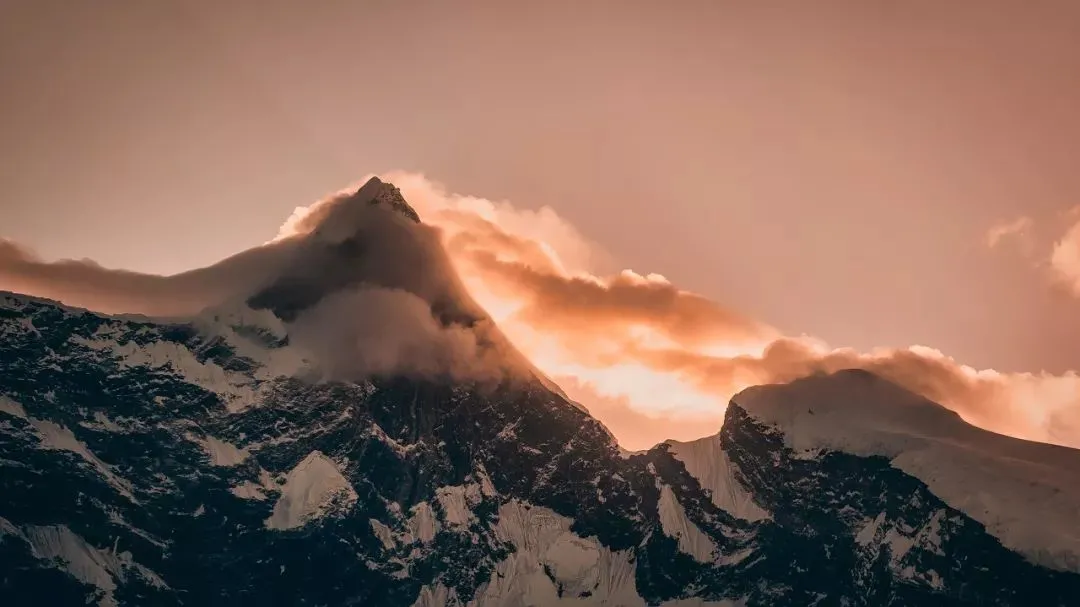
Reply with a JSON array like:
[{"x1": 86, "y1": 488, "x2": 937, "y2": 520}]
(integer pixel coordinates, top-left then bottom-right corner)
[
  {"x1": 2, "y1": 290, "x2": 1078, "y2": 606},
  {"x1": 2, "y1": 178, "x2": 1078, "y2": 606}
]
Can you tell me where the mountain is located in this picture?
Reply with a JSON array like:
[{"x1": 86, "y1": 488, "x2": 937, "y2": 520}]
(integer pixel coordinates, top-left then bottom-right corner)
[{"x1": 2, "y1": 179, "x2": 1079, "y2": 606}]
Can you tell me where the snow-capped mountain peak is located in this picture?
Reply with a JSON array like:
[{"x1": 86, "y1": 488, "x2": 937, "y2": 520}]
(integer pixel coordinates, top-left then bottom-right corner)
[
  {"x1": 731, "y1": 369, "x2": 1080, "y2": 571},
  {"x1": 2, "y1": 182, "x2": 1079, "y2": 606}
]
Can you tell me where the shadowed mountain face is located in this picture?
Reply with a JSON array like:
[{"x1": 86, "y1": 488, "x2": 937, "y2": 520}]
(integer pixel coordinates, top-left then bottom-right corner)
[{"x1": 2, "y1": 181, "x2": 1079, "y2": 606}]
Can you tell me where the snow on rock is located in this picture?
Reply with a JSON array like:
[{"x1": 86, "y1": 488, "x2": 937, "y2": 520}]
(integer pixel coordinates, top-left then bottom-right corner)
[
  {"x1": 24, "y1": 525, "x2": 168, "y2": 607},
  {"x1": 364, "y1": 422, "x2": 416, "y2": 457},
  {"x1": 0, "y1": 515, "x2": 23, "y2": 538},
  {"x1": 407, "y1": 502, "x2": 439, "y2": 544},
  {"x1": 0, "y1": 395, "x2": 27, "y2": 419},
  {"x1": 735, "y1": 370, "x2": 1080, "y2": 572},
  {"x1": 29, "y1": 418, "x2": 135, "y2": 501},
  {"x1": 195, "y1": 303, "x2": 312, "y2": 384},
  {"x1": 474, "y1": 463, "x2": 498, "y2": 497},
  {"x1": 186, "y1": 433, "x2": 249, "y2": 467},
  {"x1": 26, "y1": 525, "x2": 120, "y2": 606},
  {"x1": 72, "y1": 334, "x2": 264, "y2": 412},
  {"x1": 435, "y1": 485, "x2": 477, "y2": 527},
  {"x1": 411, "y1": 583, "x2": 464, "y2": 607},
  {"x1": 265, "y1": 451, "x2": 357, "y2": 530},
  {"x1": 658, "y1": 484, "x2": 718, "y2": 563},
  {"x1": 80, "y1": 412, "x2": 125, "y2": 433},
  {"x1": 855, "y1": 512, "x2": 886, "y2": 547},
  {"x1": 665, "y1": 435, "x2": 769, "y2": 522},
  {"x1": 912, "y1": 509, "x2": 947, "y2": 556},
  {"x1": 231, "y1": 481, "x2": 270, "y2": 501},
  {"x1": 466, "y1": 500, "x2": 644, "y2": 606},
  {"x1": 370, "y1": 519, "x2": 396, "y2": 550},
  {"x1": 854, "y1": 512, "x2": 926, "y2": 577}
]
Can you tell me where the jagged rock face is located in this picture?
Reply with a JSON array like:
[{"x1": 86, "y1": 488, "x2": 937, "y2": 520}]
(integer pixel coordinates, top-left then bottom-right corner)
[{"x1": 2, "y1": 294, "x2": 1079, "y2": 606}]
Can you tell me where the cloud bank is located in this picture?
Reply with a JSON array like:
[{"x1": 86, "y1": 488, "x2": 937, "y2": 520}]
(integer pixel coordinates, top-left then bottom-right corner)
[
  {"x1": 4, "y1": 172, "x2": 1080, "y2": 450},
  {"x1": 381, "y1": 173, "x2": 1080, "y2": 450}
]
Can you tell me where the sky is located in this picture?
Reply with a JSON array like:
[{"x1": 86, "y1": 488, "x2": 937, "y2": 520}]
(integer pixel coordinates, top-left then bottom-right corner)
[{"x1": 3, "y1": 1, "x2": 1080, "y2": 449}]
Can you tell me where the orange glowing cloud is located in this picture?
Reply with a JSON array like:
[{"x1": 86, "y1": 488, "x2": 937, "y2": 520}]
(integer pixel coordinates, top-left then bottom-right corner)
[
  {"x1": 367, "y1": 173, "x2": 1080, "y2": 450},
  {"x1": 4, "y1": 173, "x2": 1080, "y2": 451}
]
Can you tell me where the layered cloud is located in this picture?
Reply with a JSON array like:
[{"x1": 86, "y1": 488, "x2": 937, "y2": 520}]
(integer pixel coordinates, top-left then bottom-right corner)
[
  {"x1": 379, "y1": 173, "x2": 1080, "y2": 450},
  {"x1": 3, "y1": 172, "x2": 1080, "y2": 451}
]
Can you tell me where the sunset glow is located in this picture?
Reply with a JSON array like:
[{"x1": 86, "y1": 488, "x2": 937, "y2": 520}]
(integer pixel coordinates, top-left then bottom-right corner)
[{"x1": 256, "y1": 172, "x2": 1080, "y2": 450}]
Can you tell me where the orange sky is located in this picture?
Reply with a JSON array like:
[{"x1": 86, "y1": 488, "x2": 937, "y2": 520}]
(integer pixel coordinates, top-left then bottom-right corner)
[{"x1": 3, "y1": 2, "x2": 1080, "y2": 449}]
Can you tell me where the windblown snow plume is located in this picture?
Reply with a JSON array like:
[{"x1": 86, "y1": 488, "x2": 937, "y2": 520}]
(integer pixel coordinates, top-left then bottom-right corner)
[{"x1": 0, "y1": 177, "x2": 522, "y2": 386}]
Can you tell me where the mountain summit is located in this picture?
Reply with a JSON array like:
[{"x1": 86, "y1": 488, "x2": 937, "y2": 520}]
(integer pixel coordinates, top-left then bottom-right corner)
[{"x1": 2, "y1": 181, "x2": 1079, "y2": 606}]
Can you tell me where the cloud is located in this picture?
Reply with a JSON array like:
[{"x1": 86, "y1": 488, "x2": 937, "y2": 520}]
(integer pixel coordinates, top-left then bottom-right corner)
[
  {"x1": 985, "y1": 215, "x2": 1034, "y2": 249},
  {"x1": 0, "y1": 236, "x2": 294, "y2": 317},
  {"x1": 366, "y1": 173, "x2": 1080, "y2": 449},
  {"x1": 0, "y1": 178, "x2": 523, "y2": 385},
  {"x1": 288, "y1": 286, "x2": 513, "y2": 384},
  {"x1": 554, "y1": 375, "x2": 725, "y2": 451},
  {"x1": 1050, "y1": 216, "x2": 1080, "y2": 297},
  {"x1": 986, "y1": 208, "x2": 1080, "y2": 299},
  {"x1": 4, "y1": 171, "x2": 1080, "y2": 450}
]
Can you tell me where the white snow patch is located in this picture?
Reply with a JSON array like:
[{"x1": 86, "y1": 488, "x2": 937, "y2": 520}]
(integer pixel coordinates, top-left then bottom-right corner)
[
  {"x1": 658, "y1": 485, "x2": 717, "y2": 563},
  {"x1": 231, "y1": 481, "x2": 269, "y2": 501},
  {"x1": 0, "y1": 395, "x2": 27, "y2": 419},
  {"x1": 854, "y1": 513, "x2": 918, "y2": 571},
  {"x1": 412, "y1": 583, "x2": 463, "y2": 607},
  {"x1": 370, "y1": 519, "x2": 396, "y2": 550},
  {"x1": 265, "y1": 451, "x2": 357, "y2": 530},
  {"x1": 186, "y1": 433, "x2": 249, "y2": 466},
  {"x1": 475, "y1": 464, "x2": 498, "y2": 497},
  {"x1": 407, "y1": 502, "x2": 439, "y2": 544},
  {"x1": 855, "y1": 513, "x2": 886, "y2": 547},
  {"x1": 0, "y1": 516, "x2": 23, "y2": 539},
  {"x1": 80, "y1": 412, "x2": 125, "y2": 433},
  {"x1": 24, "y1": 525, "x2": 167, "y2": 607},
  {"x1": 899, "y1": 565, "x2": 944, "y2": 590},
  {"x1": 735, "y1": 371, "x2": 1080, "y2": 572},
  {"x1": 436, "y1": 485, "x2": 476, "y2": 527},
  {"x1": 884, "y1": 528, "x2": 915, "y2": 562},
  {"x1": 30, "y1": 419, "x2": 135, "y2": 501},
  {"x1": 467, "y1": 500, "x2": 645, "y2": 606},
  {"x1": 27, "y1": 525, "x2": 120, "y2": 606},
  {"x1": 913, "y1": 510, "x2": 947, "y2": 556},
  {"x1": 72, "y1": 334, "x2": 270, "y2": 412},
  {"x1": 365, "y1": 423, "x2": 415, "y2": 457},
  {"x1": 666, "y1": 435, "x2": 769, "y2": 521}
]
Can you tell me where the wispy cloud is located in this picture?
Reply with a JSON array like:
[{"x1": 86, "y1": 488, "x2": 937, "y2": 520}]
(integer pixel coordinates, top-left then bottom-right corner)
[
  {"x1": 1050, "y1": 213, "x2": 1080, "y2": 297},
  {"x1": 985, "y1": 216, "x2": 1034, "y2": 250}
]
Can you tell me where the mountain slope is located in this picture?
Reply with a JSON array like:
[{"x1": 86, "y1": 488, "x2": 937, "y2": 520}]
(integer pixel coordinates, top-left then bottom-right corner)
[{"x1": 2, "y1": 179, "x2": 1079, "y2": 606}]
